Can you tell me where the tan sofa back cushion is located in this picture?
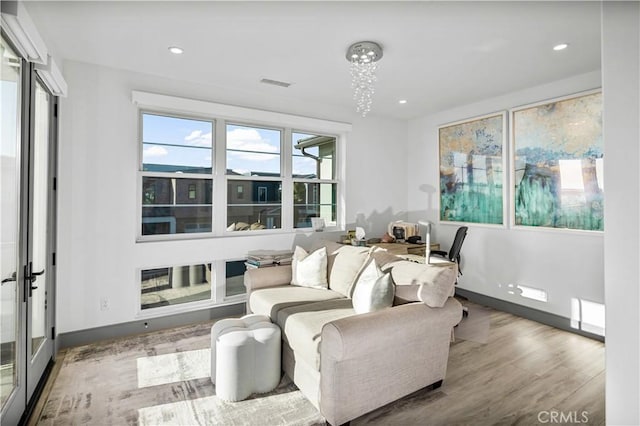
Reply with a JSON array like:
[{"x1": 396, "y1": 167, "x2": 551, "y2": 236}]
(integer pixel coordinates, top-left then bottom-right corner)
[
  {"x1": 388, "y1": 260, "x2": 457, "y2": 308},
  {"x1": 327, "y1": 245, "x2": 372, "y2": 297}
]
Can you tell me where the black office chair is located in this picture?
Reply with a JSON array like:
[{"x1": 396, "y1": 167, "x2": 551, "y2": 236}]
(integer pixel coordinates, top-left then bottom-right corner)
[{"x1": 430, "y1": 226, "x2": 468, "y2": 316}]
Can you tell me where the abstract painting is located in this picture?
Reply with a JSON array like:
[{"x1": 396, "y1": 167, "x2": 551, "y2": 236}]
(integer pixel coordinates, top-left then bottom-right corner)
[
  {"x1": 439, "y1": 112, "x2": 506, "y2": 225},
  {"x1": 512, "y1": 91, "x2": 603, "y2": 231}
]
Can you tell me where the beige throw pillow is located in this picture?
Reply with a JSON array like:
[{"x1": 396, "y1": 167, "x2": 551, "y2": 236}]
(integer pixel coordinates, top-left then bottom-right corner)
[
  {"x1": 352, "y1": 260, "x2": 394, "y2": 314},
  {"x1": 291, "y1": 246, "x2": 328, "y2": 289}
]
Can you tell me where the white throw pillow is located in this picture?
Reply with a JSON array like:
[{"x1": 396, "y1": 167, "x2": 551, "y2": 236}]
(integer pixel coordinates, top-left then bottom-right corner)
[
  {"x1": 291, "y1": 246, "x2": 328, "y2": 289},
  {"x1": 352, "y1": 260, "x2": 394, "y2": 314}
]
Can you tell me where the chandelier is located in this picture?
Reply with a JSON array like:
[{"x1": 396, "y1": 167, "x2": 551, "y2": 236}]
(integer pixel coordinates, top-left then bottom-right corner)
[{"x1": 346, "y1": 41, "x2": 383, "y2": 117}]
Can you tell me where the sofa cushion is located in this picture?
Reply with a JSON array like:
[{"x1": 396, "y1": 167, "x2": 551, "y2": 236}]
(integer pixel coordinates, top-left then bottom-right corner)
[
  {"x1": 370, "y1": 248, "x2": 402, "y2": 267},
  {"x1": 291, "y1": 246, "x2": 328, "y2": 289},
  {"x1": 276, "y1": 299, "x2": 355, "y2": 371},
  {"x1": 352, "y1": 260, "x2": 394, "y2": 314},
  {"x1": 327, "y1": 245, "x2": 372, "y2": 297},
  {"x1": 249, "y1": 285, "x2": 343, "y2": 319},
  {"x1": 388, "y1": 260, "x2": 457, "y2": 308}
]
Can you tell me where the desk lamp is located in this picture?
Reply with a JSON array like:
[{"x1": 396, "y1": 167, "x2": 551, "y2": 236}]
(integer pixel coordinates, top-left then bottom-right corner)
[{"x1": 418, "y1": 220, "x2": 432, "y2": 264}]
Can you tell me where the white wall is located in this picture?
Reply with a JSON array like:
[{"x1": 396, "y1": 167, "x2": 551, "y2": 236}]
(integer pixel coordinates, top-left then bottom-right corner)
[
  {"x1": 602, "y1": 2, "x2": 640, "y2": 424},
  {"x1": 57, "y1": 60, "x2": 407, "y2": 333},
  {"x1": 406, "y1": 70, "x2": 603, "y2": 321}
]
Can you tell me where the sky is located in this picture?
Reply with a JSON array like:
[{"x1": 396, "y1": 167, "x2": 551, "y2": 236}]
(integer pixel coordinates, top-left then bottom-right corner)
[{"x1": 141, "y1": 113, "x2": 317, "y2": 176}]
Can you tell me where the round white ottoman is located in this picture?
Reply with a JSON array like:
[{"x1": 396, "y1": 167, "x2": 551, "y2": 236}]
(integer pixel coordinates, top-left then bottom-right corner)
[{"x1": 211, "y1": 314, "x2": 281, "y2": 402}]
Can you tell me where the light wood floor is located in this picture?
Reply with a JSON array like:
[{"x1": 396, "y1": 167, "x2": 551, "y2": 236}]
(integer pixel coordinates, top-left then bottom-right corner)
[
  {"x1": 354, "y1": 302, "x2": 605, "y2": 425},
  {"x1": 29, "y1": 301, "x2": 604, "y2": 425}
]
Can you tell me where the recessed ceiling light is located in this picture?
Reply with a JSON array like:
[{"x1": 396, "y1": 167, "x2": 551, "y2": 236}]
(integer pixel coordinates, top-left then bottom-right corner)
[
  {"x1": 553, "y1": 43, "x2": 569, "y2": 51},
  {"x1": 168, "y1": 46, "x2": 184, "y2": 55},
  {"x1": 399, "y1": 100, "x2": 407, "y2": 104}
]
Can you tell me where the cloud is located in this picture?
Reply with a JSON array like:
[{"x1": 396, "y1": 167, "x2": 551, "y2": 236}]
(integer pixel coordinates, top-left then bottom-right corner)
[
  {"x1": 184, "y1": 130, "x2": 212, "y2": 147},
  {"x1": 228, "y1": 151, "x2": 278, "y2": 162},
  {"x1": 144, "y1": 145, "x2": 168, "y2": 157},
  {"x1": 227, "y1": 128, "x2": 279, "y2": 157}
]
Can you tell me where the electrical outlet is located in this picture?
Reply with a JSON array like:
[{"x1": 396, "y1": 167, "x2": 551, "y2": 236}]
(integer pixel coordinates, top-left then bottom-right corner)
[{"x1": 100, "y1": 297, "x2": 109, "y2": 311}]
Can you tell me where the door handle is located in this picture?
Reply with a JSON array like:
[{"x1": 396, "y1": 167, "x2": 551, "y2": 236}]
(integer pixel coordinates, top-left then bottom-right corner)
[
  {"x1": 26, "y1": 268, "x2": 44, "y2": 283},
  {"x1": 29, "y1": 269, "x2": 44, "y2": 291},
  {"x1": 24, "y1": 262, "x2": 45, "y2": 298},
  {"x1": 1, "y1": 272, "x2": 17, "y2": 285}
]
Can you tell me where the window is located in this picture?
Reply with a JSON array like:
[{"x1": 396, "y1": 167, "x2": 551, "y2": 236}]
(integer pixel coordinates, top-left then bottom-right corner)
[
  {"x1": 227, "y1": 180, "x2": 282, "y2": 231},
  {"x1": 135, "y1": 91, "x2": 349, "y2": 240},
  {"x1": 140, "y1": 113, "x2": 214, "y2": 236},
  {"x1": 225, "y1": 260, "x2": 247, "y2": 298},
  {"x1": 140, "y1": 263, "x2": 212, "y2": 310},
  {"x1": 292, "y1": 132, "x2": 337, "y2": 228},
  {"x1": 226, "y1": 124, "x2": 282, "y2": 232}
]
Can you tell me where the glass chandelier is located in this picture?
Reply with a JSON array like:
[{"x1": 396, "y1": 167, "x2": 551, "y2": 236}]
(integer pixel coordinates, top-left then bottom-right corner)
[{"x1": 346, "y1": 41, "x2": 383, "y2": 117}]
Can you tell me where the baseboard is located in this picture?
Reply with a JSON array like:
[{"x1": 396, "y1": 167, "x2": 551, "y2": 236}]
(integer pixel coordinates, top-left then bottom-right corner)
[
  {"x1": 58, "y1": 302, "x2": 245, "y2": 349},
  {"x1": 455, "y1": 288, "x2": 605, "y2": 342}
]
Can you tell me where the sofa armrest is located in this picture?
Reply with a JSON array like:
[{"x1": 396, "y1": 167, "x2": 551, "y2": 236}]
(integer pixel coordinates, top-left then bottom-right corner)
[
  {"x1": 244, "y1": 265, "x2": 292, "y2": 292},
  {"x1": 320, "y1": 298, "x2": 462, "y2": 425},
  {"x1": 244, "y1": 266, "x2": 293, "y2": 315}
]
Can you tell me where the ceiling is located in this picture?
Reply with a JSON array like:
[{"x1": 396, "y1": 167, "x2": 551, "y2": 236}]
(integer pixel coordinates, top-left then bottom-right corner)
[{"x1": 24, "y1": 1, "x2": 602, "y2": 120}]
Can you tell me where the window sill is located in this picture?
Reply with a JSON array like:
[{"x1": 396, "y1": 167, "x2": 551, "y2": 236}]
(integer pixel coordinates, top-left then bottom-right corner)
[
  {"x1": 135, "y1": 297, "x2": 245, "y2": 320},
  {"x1": 136, "y1": 227, "x2": 343, "y2": 243}
]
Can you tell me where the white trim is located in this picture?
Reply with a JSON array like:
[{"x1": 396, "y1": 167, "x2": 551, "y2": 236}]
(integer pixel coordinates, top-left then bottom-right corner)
[
  {"x1": 1, "y1": 1, "x2": 47, "y2": 63},
  {"x1": 35, "y1": 55, "x2": 67, "y2": 97},
  {"x1": 132, "y1": 90, "x2": 352, "y2": 134}
]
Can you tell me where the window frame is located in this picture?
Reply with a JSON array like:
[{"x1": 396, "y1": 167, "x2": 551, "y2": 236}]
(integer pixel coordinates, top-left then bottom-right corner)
[
  {"x1": 136, "y1": 261, "x2": 216, "y2": 318},
  {"x1": 134, "y1": 91, "x2": 349, "y2": 242},
  {"x1": 138, "y1": 110, "x2": 215, "y2": 241},
  {"x1": 224, "y1": 121, "x2": 285, "y2": 234},
  {"x1": 291, "y1": 130, "x2": 339, "y2": 229}
]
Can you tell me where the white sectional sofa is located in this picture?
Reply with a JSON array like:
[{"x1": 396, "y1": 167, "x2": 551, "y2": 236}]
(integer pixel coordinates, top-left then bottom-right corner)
[{"x1": 244, "y1": 240, "x2": 462, "y2": 426}]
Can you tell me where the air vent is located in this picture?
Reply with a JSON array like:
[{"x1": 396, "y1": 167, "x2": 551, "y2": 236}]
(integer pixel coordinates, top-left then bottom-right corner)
[{"x1": 260, "y1": 78, "x2": 291, "y2": 88}]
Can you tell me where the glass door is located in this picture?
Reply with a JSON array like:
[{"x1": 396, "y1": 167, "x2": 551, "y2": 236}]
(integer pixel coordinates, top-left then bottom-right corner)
[
  {"x1": 1, "y1": 36, "x2": 57, "y2": 424},
  {"x1": 0, "y1": 35, "x2": 27, "y2": 425},
  {"x1": 26, "y1": 78, "x2": 54, "y2": 397}
]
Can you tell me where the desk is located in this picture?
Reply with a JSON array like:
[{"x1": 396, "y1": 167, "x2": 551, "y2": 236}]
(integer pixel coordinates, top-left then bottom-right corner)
[{"x1": 369, "y1": 242, "x2": 440, "y2": 257}]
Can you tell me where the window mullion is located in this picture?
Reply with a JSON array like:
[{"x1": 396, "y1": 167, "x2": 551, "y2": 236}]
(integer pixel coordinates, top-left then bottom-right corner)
[
  {"x1": 214, "y1": 119, "x2": 227, "y2": 235},
  {"x1": 282, "y1": 128, "x2": 293, "y2": 231}
]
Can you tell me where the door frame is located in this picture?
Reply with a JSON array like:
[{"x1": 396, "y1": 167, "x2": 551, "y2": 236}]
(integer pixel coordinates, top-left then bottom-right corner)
[{"x1": 0, "y1": 55, "x2": 58, "y2": 424}]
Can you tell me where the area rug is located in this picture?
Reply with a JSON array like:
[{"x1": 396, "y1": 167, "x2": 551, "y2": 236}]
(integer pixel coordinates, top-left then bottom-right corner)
[
  {"x1": 37, "y1": 321, "x2": 324, "y2": 425},
  {"x1": 453, "y1": 303, "x2": 492, "y2": 344}
]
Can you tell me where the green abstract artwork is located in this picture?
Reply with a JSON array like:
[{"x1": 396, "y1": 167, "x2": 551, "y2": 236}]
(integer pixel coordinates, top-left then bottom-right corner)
[
  {"x1": 439, "y1": 113, "x2": 505, "y2": 224},
  {"x1": 513, "y1": 91, "x2": 603, "y2": 231}
]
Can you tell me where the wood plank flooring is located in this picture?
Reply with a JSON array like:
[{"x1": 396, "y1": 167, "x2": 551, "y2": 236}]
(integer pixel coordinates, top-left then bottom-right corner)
[
  {"x1": 29, "y1": 301, "x2": 604, "y2": 425},
  {"x1": 353, "y1": 303, "x2": 605, "y2": 425}
]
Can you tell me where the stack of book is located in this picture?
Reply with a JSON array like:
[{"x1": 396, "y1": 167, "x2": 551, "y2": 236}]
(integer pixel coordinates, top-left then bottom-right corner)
[{"x1": 245, "y1": 249, "x2": 294, "y2": 269}]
